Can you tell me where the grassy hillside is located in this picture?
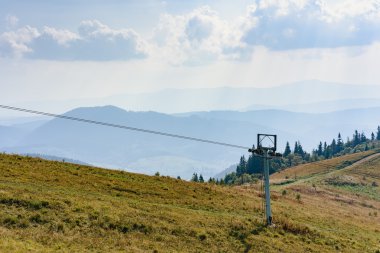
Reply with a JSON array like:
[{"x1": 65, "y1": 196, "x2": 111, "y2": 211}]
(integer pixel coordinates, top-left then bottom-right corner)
[
  {"x1": 0, "y1": 153, "x2": 379, "y2": 252},
  {"x1": 271, "y1": 150, "x2": 379, "y2": 182}
]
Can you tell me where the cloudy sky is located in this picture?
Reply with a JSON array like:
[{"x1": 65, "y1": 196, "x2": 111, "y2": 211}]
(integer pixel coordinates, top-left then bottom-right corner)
[{"x1": 1, "y1": 0, "x2": 380, "y2": 105}]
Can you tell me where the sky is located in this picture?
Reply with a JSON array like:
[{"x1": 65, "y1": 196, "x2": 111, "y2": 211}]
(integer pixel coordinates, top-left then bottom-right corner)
[{"x1": 1, "y1": 0, "x2": 380, "y2": 105}]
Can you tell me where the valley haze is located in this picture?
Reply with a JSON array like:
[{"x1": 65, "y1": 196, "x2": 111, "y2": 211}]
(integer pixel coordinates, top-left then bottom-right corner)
[{"x1": 2, "y1": 80, "x2": 380, "y2": 115}]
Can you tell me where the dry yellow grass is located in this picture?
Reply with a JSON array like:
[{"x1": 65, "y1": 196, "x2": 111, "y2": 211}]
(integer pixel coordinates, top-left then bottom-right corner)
[{"x1": 0, "y1": 153, "x2": 379, "y2": 252}]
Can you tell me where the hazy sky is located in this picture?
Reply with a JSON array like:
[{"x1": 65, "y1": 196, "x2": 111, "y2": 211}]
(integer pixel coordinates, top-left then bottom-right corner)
[{"x1": 1, "y1": 0, "x2": 380, "y2": 104}]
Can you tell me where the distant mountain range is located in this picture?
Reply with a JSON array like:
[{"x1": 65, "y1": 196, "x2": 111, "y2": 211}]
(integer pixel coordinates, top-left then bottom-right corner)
[
  {"x1": 1, "y1": 104, "x2": 380, "y2": 179},
  {"x1": 177, "y1": 107, "x2": 380, "y2": 147},
  {"x1": 243, "y1": 98, "x2": 380, "y2": 113},
  {"x1": 3, "y1": 80, "x2": 380, "y2": 115},
  {"x1": 1, "y1": 106, "x2": 280, "y2": 179},
  {"x1": 81, "y1": 80, "x2": 380, "y2": 113}
]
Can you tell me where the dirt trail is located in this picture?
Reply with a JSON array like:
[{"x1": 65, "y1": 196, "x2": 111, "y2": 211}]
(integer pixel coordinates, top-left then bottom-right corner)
[{"x1": 340, "y1": 152, "x2": 380, "y2": 171}]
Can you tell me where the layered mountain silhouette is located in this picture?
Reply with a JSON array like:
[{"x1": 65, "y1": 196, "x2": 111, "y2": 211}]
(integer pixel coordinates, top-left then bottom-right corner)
[{"x1": 1, "y1": 104, "x2": 379, "y2": 179}]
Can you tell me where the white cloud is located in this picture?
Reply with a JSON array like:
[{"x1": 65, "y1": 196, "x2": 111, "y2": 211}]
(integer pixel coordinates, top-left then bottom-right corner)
[
  {"x1": 1, "y1": 2, "x2": 380, "y2": 63},
  {"x1": 0, "y1": 20, "x2": 149, "y2": 61},
  {"x1": 42, "y1": 26, "x2": 80, "y2": 46},
  {"x1": 318, "y1": 0, "x2": 380, "y2": 22},
  {"x1": 241, "y1": 0, "x2": 380, "y2": 50},
  {"x1": 150, "y1": 1, "x2": 380, "y2": 64},
  {"x1": 0, "y1": 26, "x2": 40, "y2": 58},
  {"x1": 69, "y1": 20, "x2": 149, "y2": 60},
  {"x1": 151, "y1": 6, "x2": 247, "y2": 65}
]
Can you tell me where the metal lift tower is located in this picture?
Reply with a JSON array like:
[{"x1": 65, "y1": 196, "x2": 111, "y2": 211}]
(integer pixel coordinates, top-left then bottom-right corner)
[{"x1": 249, "y1": 134, "x2": 282, "y2": 226}]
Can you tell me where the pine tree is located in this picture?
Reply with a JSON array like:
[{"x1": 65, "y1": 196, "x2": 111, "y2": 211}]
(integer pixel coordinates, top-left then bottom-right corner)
[
  {"x1": 199, "y1": 174, "x2": 204, "y2": 183},
  {"x1": 236, "y1": 156, "x2": 247, "y2": 176},
  {"x1": 246, "y1": 155, "x2": 253, "y2": 174},
  {"x1": 353, "y1": 130, "x2": 360, "y2": 146},
  {"x1": 247, "y1": 155, "x2": 262, "y2": 174},
  {"x1": 323, "y1": 142, "x2": 328, "y2": 158},
  {"x1": 360, "y1": 131, "x2": 367, "y2": 143},
  {"x1": 191, "y1": 173, "x2": 199, "y2": 182},
  {"x1": 331, "y1": 139, "x2": 337, "y2": 155},
  {"x1": 317, "y1": 142, "x2": 323, "y2": 156},
  {"x1": 297, "y1": 141, "x2": 305, "y2": 157},
  {"x1": 298, "y1": 141, "x2": 305, "y2": 156},
  {"x1": 337, "y1": 133, "x2": 344, "y2": 153},
  {"x1": 324, "y1": 146, "x2": 331, "y2": 159},
  {"x1": 294, "y1": 142, "x2": 299, "y2": 155},
  {"x1": 371, "y1": 132, "x2": 375, "y2": 141},
  {"x1": 377, "y1": 126, "x2": 380, "y2": 140},
  {"x1": 284, "y1": 142, "x2": 291, "y2": 157}
]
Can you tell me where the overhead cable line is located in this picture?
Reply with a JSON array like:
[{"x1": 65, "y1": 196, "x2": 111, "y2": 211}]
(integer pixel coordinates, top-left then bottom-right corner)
[{"x1": 0, "y1": 104, "x2": 251, "y2": 150}]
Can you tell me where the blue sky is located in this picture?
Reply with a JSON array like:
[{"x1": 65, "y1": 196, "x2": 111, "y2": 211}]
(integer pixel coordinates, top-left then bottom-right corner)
[{"x1": 0, "y1": 0, "x2": 380, "y2": 106}]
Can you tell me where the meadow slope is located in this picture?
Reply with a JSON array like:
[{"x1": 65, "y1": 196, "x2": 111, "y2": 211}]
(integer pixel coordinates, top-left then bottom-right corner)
[{"x1": 0, "y1": 152, "x2": 379, "y2": 252}]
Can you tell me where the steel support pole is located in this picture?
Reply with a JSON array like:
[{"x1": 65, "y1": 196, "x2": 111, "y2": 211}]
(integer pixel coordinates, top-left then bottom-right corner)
[{"x1": 264, "y1": 150, "x2": 272, "y2": 226}]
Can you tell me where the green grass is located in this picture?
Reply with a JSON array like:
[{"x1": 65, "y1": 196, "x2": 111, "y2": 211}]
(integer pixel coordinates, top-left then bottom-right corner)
[{"x1": 0, "y1": 153, "x2": 379, "y2": 252}]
